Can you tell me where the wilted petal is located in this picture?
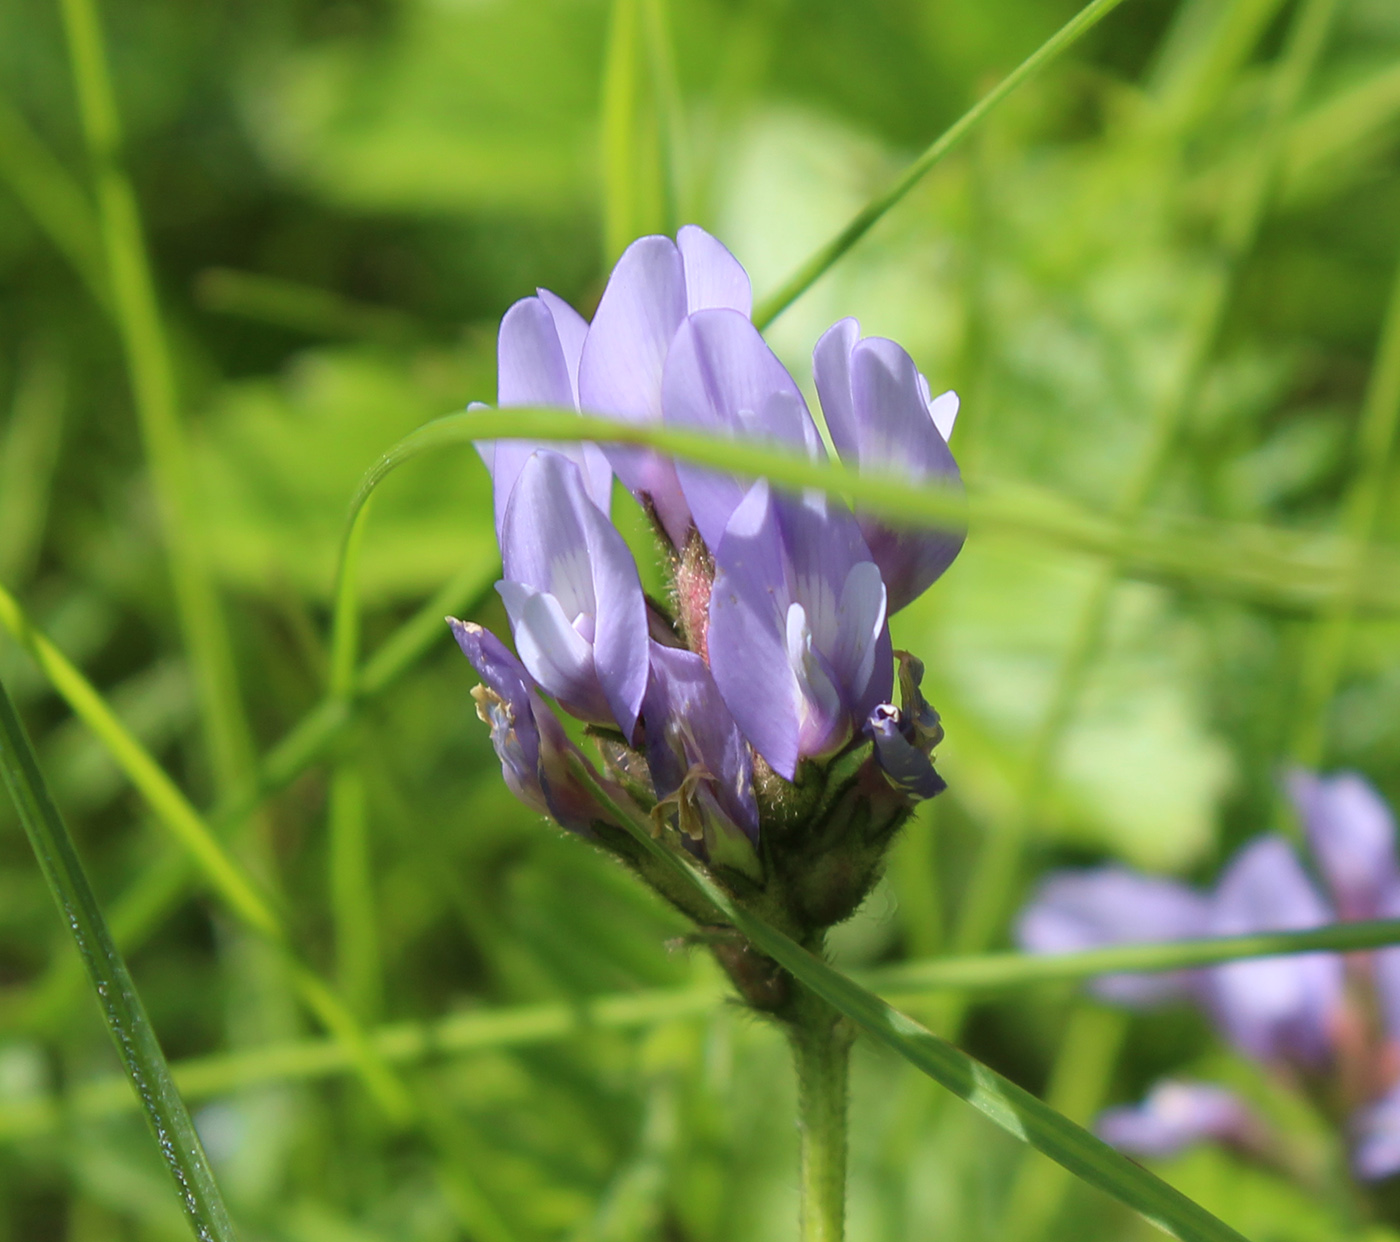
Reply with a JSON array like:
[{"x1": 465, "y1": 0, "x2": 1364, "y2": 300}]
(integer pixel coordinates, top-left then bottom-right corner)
[
  {"x1": 1287, "y1": 769, "x2": 1399, "y2": 921},
  {"x1": 449, "y1": 619, "x2": 614, "y2": 833},
  {"x1": 642, "y1": 642, "x2": 758, "y2": 845},
  {"x1": 1205, "y1": 836, "x2": 1345, "y2": 1067},
  {"x1": 1098, "y1": 1081, "x2": 1260, "y2": 1160},
  {"x1": 1015, "y1": 868, "x2": 1211, "y2": 1006},
  {"x1": 865, "y1": 703, "x2": 945, "y2": 800},
  {"x1": 677, "y1": 224, "x2": 751, "y2": 316},
  {"x1": 812, "y1": 320, "x2": 965, "y2": 613},
  {"x1": 1353, "y1": 1082, "x2": 1400, "y2": 1180},
  {"x1": 663, "y1": 308, "x2": 822, "y2": 550},
  {"x1": 499, "y1": 452, "x2": 648, "y2": 736}
]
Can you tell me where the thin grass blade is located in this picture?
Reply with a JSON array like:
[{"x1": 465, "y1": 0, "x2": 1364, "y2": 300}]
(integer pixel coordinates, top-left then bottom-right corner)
[{"x1": 0, "y1": 675, "x2": 239, "y2": 1242}]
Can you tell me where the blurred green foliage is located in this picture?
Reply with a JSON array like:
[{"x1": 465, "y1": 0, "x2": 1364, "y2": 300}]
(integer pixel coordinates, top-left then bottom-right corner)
[{"x1": 1, "y1": 0, "x2": 1400, "y2": 1237}]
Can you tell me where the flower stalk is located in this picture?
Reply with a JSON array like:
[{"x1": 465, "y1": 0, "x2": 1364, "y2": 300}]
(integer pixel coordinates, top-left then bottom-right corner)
[{"x1": 790, "y1": 976, "x2": 854, "y2": 1242}]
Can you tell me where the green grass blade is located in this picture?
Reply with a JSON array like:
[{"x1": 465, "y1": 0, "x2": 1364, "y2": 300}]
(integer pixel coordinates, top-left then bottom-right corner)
[
  {"x1": 0, "y1": 94, "x2": 108, "y2": 308},
  {"x1": 578, "y1": 774, "x2": 1250, "y2": 1242},
  {"x1": 601, "y1": 0, "x2": 645, "y2": 264},
  {"x1": 0, "y1": 675, "x2": 239, "y2": 1242},
  {"x1": 10, "y1": 915, "x2": 1400, "y2": 1139},
  {"x1": 945, "y1": 0, "x2": 1341, "y2": 971},
  {"x1": 751, "y1": 0, "x2": 1134, "y2": 329},
  {"x1": 0, "y1": 348, "x2": 67, "y2": 587},
  {"x1": 337, "y1": 408, "x2": 1400, "y2": 616},
  {"x1": 58, "y1": 0, "x2": 254, "y2": 798}
]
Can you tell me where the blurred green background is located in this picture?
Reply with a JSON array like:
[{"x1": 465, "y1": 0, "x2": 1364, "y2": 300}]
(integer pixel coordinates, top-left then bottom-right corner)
[{"x1": 2, "y1": 0, "x2": 1400, "y2": 1237}]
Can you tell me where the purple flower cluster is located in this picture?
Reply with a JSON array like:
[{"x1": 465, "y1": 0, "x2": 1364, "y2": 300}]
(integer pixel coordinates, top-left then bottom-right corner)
[
  {"x1": 452, "y1": 227, "x2": 962, "y2": 928},
  {"x1": 1017, "y1": 771, "x2": 1400, "y2": 1180}
]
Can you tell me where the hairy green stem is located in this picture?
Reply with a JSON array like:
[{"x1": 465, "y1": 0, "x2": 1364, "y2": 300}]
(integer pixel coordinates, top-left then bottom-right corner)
[{"x1": 790, "y1": 988, "x2": 853, "y2": 1242}]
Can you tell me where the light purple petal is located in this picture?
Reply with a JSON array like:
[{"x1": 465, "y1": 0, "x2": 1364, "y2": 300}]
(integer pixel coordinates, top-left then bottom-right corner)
[
  {"x1": 677, "y1": 225, "x2": 752, "y2": 316},
  {"x1": 707, "y1": 481, "x2": 805, "y2": 778},
  {"x1": 1098, "y1": 1081, "x2": 1259, "y2": 1161},
  {"x1": 1204, "y1": 836, "x2": 1345, "y2": 1067},
  {"x1": 774, "y1": 490, "x2": 893, "y2": 722},
  {"x1": 1015, "y1": 867, "x2": 1211, "y2": 1007},
  {"x1": 643, "y1": 642, "x2": 758, "y2": 842},
  {"x1": 663, "y1": 308, "x2": 822, "y2": 550},
  {"x1": 578, "y1": 235, "x2": 691, "y2": 544},
  {"x1": 1353, "y1": 1081, "x2": 1400, "y2": 1180},
  {"x1": 499, "y1": 452, "x2": 647, "y2": 736},
  {"x1": 812, "y1": 321, "x2": 965, "y2": 613},
  {"x1": 484, "y1": 295, "x2": 611, "y2": 537},
  {"x1": 1287, "y1": 769, "x2": 1399, "y2": 921}
]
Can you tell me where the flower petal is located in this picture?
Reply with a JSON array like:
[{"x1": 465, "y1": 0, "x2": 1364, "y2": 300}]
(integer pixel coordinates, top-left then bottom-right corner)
[
  {"x1": 1098, "y1": 1081, "x2": 1260, "y2": 1161},
  {"x1": 1015, "y1": 867, "x2": 1211, "y2": 1007},
  {"x1": 1287, "y1": 769, "x2": 1399, "y2": 921},
  {"x1": 813, "y1": 321, "x2": 966, "y2": 613},
  {"x1": 677, "y1": 224, "x2": 752, "y2": 316},
  {"x1": 643, "y1": 642, "x2": 758, "y2": 842},
  {"x1": 865, "y1": 703, "x2": 946, "y2": 800},
  {"x1": 708, "y1": 480, "x2": 804, "y2": 778},
  {"x1": 1353, "y1": 1081, "x2": 1400, "y2": 1180},
  {"x1": 663, "y1": 308, "x2": 822, "y2": 550},
  {"x1": 1205, "y1": 836, "x2": 1345, "y2": 1067},
  {"x1": 499, "y1": 452, "x2": 647, "y2": 735},
  {"x1": 578, "y1": 234, "x2": 691, "y2": 543}
]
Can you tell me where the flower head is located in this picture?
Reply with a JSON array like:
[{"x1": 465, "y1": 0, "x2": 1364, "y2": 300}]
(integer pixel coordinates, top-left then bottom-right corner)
[
  {"x1": 451, "y1": 226, "x2": 966, "y2": 994},
  {"x1": 1018, "y1": 770, "x2": 1400, "y2": 1180}
]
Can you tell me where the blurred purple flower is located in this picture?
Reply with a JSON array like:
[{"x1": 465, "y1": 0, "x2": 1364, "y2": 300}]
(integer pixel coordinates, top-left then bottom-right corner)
[
  {"x1": 1015, "y1": 867, "x2": 1210, "y2": 1006},
  {"x1": 1288, "y1": 769, "x2": 1400, "y2": 922},
  {"x1": 813, "y1": 319, "x2": 965, "y2": 614},
  {"x1": 1097, "y1": 1081, "x2": 1262, "y2": 1161},
  {"x1": 1203, "y1": 837, "x2": 1344, "y2": 1067},
  {"x1": 1021, "y1": 770, "x2": 1400, "y2": 1181}
]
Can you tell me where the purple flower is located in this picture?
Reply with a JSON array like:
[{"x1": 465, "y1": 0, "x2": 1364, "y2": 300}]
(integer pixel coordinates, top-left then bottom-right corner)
[
  {"x1": 1097, "y1": 1081, "x2": 1261, "y2": 1161},
  {"x1": 1287, "y1": 769, "x2": 1400, "y2": 922},
  {"x1": 449, "y1": 619, "x2": 619, "y2": 833},
  {"x1": 454, "y1": 226, "x2": 963, "y2": 958},
  {"x1": 813, "y1": 319, "x2": 965, "y2": 613},
  {"x1": 579, "y1": 226, "x2": 753, "y2": 547},
  {"x1": 1018, "y1": 837, "x2": 1346, "y2": 1067},
  {"x1": 495, "y1": 451, "x2": 649, "y2": 738},
  {"x1": 1202, "y1": 836, "x2": 1344, "y2": 1067},
  {"x1": 1353, "y1": 1081, "x2": 1400, "y2": 1180},
  {"x1": 1016, "y1": 868, "x2": 1210, "y2": 1007}
]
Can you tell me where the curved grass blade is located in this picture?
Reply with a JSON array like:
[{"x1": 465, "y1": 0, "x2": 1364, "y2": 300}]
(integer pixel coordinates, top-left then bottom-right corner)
[
  {"x1": 576, "y1": 770, "x2": 1250, "y2": 1242},
  {"x1": 333, "y1": 408, "x2": 1400, "y2": 619},
  {"x1": 751, "y1": 0, "x2": 1134, "y2": 328},
  {"x1": 0, "y1": 675, "x2": 239, "y2": 1242}
]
